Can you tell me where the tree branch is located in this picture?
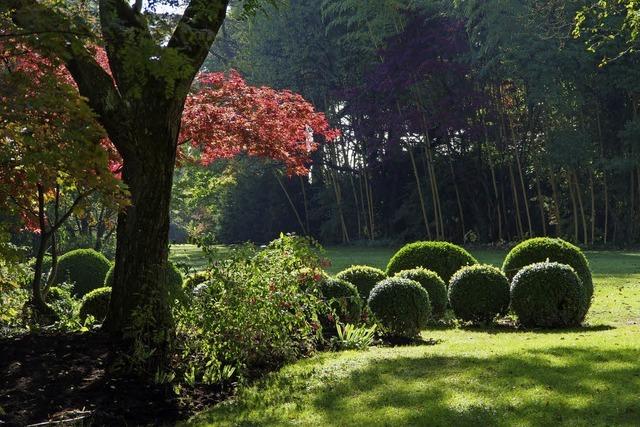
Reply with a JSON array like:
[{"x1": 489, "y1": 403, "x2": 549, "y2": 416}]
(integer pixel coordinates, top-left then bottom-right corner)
[
  {"x1": 99, "y1": 0, "x2": 154, "y2": 99},
  {"x1": 4, "y1": 0, "x2": 130, "y2": 154},
  {"x1": 51, "y1": 189, "x2": 96, "y2": 233},
  {"x1": 167, "y1": 0, "x2": 230, "y2": 96}
]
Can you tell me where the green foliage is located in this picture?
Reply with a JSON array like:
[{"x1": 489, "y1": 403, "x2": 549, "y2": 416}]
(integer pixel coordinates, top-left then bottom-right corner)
[
  {"x1": 0, "y1": 237, "x2": 31, "y2": 331},
  {"x1": 368, "y1": 277, "x2": 431, "y2": 338},
  {"x1": 335, "y1": 265, "x2": 386, "y2": 300},
  {"x1": 394, "y1": 268, "x2": 447, "y2": 319},
  {"x1": 183, "y1": 270, "x2": 211, "y2": 292},
  {"x1": 502, "y1": 237, "x2": 593, "y2": 319},
  {"x1": 331, "y1": 323, "x2": 376, "y2": 351},
  {"x1": 510, "y1": 262, "x2": 585, "y2": 328},
  {"x1": 53, "y1": 249, "x2": 111, "y2": 297},
  {"x1": 174, "y1": 234, "x2": 325, "y2": 385},
  {"x1": 318, "y1": 277, "x2": 363, "y2": 326},
  {"x1": 448, "y1": 265, "x2": 510, "y2": 324},
  {"x1": 386, "y1": 241, "x2": 478, "y2": 283},
  {"x1": 79, "y1": 286, "x2": 111, "y2": 323},
  {"x1": 105, "y1": 259, "x2": 184, "y2": 300},
  {"x1": 45, "y1": 284, "x2": 83, "y2": 329}
]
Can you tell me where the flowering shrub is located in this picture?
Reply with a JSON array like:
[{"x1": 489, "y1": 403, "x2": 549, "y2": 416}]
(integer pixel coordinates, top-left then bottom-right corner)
[{"x1": 174, "y1": 234, "x2": 326, "y2": 385}]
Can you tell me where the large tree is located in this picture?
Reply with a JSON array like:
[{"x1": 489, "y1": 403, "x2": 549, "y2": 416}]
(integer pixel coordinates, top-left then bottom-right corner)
[{"x1": 1, "y1": 0, "x2": 329, "y2": 368}]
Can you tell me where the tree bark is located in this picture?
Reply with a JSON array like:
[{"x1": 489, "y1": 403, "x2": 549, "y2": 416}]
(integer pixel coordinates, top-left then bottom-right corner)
[{"x1": 104, "y1": 128, "x2": 178, "y2": 364}]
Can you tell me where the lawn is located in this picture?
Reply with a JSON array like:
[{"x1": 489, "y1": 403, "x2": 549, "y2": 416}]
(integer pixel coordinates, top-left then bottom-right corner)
[{"x1": 182, "y1": 246, "x2": 640, "y2": 427}]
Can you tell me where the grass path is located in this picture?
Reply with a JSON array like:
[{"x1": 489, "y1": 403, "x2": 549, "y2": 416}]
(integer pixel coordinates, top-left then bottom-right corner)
[{"x1": 181, "y1": 247, "x2": 640, "y2": 426}]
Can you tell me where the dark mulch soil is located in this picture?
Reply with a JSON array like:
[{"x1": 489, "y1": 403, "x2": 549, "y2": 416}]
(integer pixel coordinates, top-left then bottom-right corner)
[{"x1": 0, "y1": 331, "x2": 226, "y2": 426}]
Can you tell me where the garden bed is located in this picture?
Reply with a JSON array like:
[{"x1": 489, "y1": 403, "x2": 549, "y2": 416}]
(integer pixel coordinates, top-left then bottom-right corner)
[{"x1": 0, "y1": 331, "x2": 226, "y2": 426}]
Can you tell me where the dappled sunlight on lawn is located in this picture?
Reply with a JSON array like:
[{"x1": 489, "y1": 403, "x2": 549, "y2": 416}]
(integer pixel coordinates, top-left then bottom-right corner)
[{"x1": 190, "y1": 326, "x2": 640, "y2": 426}]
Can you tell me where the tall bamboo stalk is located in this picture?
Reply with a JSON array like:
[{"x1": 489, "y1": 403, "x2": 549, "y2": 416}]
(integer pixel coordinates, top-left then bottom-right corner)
[{"x1": 408, "y1": 145, "x2": 432, "y2": 239}]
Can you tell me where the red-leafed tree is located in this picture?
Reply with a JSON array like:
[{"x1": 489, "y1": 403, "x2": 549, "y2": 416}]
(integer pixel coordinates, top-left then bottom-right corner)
[
  {"x1": 0, "y1": 0, "x2": 336, "y2": 368},
  {"x1": 0, "y1": 44, "x2": 127, "y2": 320}
]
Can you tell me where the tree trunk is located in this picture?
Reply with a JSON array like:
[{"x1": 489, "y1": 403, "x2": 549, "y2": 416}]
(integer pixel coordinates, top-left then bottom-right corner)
[
  {"x1": 408, "y1": 145, "x2": 432, "y2": 239},
  {"x1": 573, "y1": 171, "x2": 589, "y2": 246},
  {"x1": 44, "y1": 232, "x2": 58, "y2": 295},
  {"x1": 509, "y1": 163, "x2": 524, "y2": 239},
  {"x1": 31, "y1": 231, "x2": 57, "y2": 321},
  {"x1": 449, "y1": 154, "x2": 466, "y2": 241},
  {"x1": 534, "y1": 164, "x2": 547, "y2": 236},
  {"x1": 275, "y1": 172, "x2": 307, "y2": 235},
  {"x1": 514, "y1": 145, "x2": 533, "y2": 236},
  {"x1": 568, "y1": 172, "x2": 579, "y2": 243},
  {"x1": 104, "y1": 127, "x2": 178, "y2": 369},
  {"x1": 589, "y1": 170, "x2": 596, "y2": 245},
  {"x1": 488, "y1": 153, "x2": 503, "y2": 242},
  {"x1": 549, "y1": 169, "x2": 562, "y2": 237}
]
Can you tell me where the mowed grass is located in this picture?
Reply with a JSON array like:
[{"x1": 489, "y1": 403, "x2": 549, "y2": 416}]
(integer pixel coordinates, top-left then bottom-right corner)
[{"x1": 187, "y1": 246, "x2": 640, "y2": 427}]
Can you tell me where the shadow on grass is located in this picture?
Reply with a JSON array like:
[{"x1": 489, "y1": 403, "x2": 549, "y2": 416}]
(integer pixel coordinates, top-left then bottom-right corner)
[
  {"x1": 311, "y1": 347, "x2": 640, "y2": 426},
  {"x1": 191, "y1": 345, "x2": 640, "y2": 426},
  {"x1": 458, "y1": 323, "x2": 616, "y2": 335}
]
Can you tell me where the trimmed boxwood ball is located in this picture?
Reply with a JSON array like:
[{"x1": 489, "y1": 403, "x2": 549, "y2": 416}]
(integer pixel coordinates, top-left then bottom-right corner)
[
  {"x1": 510, "y1": 262, "x2": 585, "y2": 328},
  {"x1": 79, "y1": 286, "x2": 111, "y2": 323},
  {"x1": 318, "y1": 277, "x2": 362, "y2": 324},
  {"x1": 386, "y1": 241, "x2": 478, "y2": 283},
  {"x1": 502, "y1": 237, "x2": 592, "y2": 319},
  {"x1": 54, "y1": 249, "x2": 111, "y2": 297},
  {"x1": 448, "y1": 265, "x2": 510, "y2": 323},
  {"x1": 368, "y1": 277, "x2": 431, "y2": 338},
  {"x1": 394, "y1": 268, "x2": 447, "y2": 319},
  {"x1": 335, "y1": 265, "x2": 386, "y2": 300}
]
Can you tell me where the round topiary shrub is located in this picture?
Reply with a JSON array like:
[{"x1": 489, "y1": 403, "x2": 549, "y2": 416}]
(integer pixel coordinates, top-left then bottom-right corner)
[
  {"x1": 510, "y1": 262, "x2": 585, "y2": 328},
  {"x1": 386, "y1": 241, "x2": 478, "y2": 283},
  {"x1": 54, "y1": 249, "x2": 111, "y2": 297},
  {"x1": 335, "y1": 265, "x2": 386, "y2": 300},
  {"x1": 368, "y1": 277, "x2": 431, "y2": 337},
  {"x1": 502, "y1": 237, "x2": 592, "y2": 319},
  {"x1": 317, "y1": 277, "x2": 362, "y2": 325},
  {"x1": 79, "y1": 286, "x2": 111, "y2": 323},
  {"x1": 394, "y1": 268, "x2": 447, "y2": 319},
  {"x1": 448, "y1": 265, "x2": 510, "y2": 323},
  {"x1": 104, "y1": 260, "x2": 184, "y2": 297}
]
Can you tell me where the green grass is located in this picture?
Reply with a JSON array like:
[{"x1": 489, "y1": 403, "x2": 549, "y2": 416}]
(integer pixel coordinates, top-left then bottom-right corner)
[
  {"x1": 169, "y1": 244, "x2": 231, "y2": 272},
  {"x1": 188, "y1": 247, "x2": 640, "y2": 427}
]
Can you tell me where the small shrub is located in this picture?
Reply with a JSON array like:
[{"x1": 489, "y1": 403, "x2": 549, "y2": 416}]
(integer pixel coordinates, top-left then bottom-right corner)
[
  {"x1": 394, "y1": 268, "x2": 447, "y2": 319},
  {"x1": 502, "y1": 237, "x2": 592, "y2": 319},
  {"x1": 368, "y1": 277, "x2": 431, "y2": 338},
  {"x1": 335, "y1": 265, "x2": 386, "y2": 300},
  {"x1": 448, "y1": 265, "x2": 510, "y2": 323},
  {"x1": 46, "y1": 284, "x2": 81, "y2": 327},
  {"x1": 510, "y1": 262, "x2": 585, "y2": 328},
  {"x1": 54, "y1": 249, "x2": 111, "y2": 297},
  {"x1": 331, "y1": 323, "x2": 377, "y2": 351},
  {"x1": 318, "y1": 277, "x2": 362, "y2": 325},
  {"x1": 174, "y1": 234, "x2": 326, "y2": 384},
  {"x1": 79, "y1": 286, "x2": 111, "y2": 323},
  {"x1": 386, "y1": 241, "x2": 478, "y2": 283}
]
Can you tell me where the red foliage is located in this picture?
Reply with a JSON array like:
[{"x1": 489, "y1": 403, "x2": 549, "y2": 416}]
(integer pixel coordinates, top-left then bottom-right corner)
[
  {"x1": 181, "y1": 70, "x2": 338, "y2": 175},
  {"x1": 1, "y1": 43, "x2": 337, "y2": 233}
]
